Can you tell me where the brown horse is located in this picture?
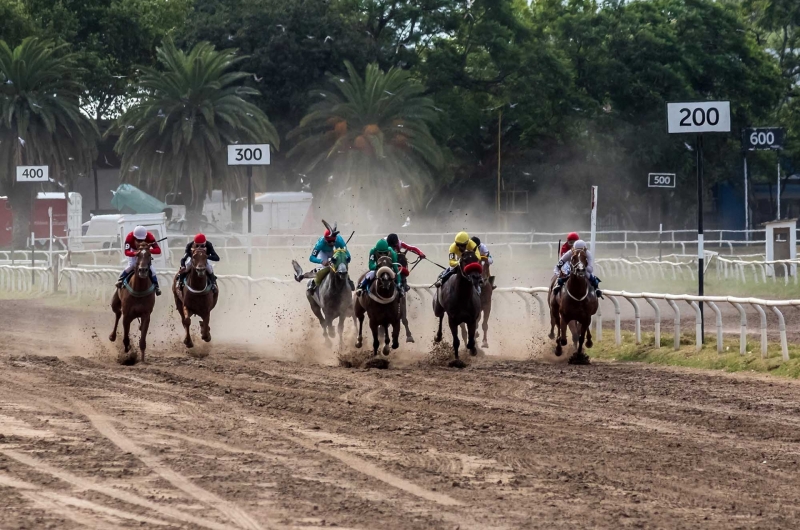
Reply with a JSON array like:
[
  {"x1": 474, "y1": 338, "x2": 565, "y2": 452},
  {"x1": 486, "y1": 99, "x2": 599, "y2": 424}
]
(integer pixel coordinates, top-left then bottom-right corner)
[
  {"x1": 433, "y1": 250, "x2": 483, "y2": 368},
  {"x1": 354, "y1": 256, "x2": 401, "y2": 357},
  {"x1": 549, "y1": 248, "x2": 598, "y2": 364},
  {"x1": 461, "y1": 257, "x2": 494, "y2": 348},
  {"x1": 396, "y1": 251, "x2": 414, "y2": 343},
  {"x1": 109, "y1": 242, "x2": 156, "y2": 362},
  {"x1": 173, "y1": 246, "x2": 219, "y2": 348}
]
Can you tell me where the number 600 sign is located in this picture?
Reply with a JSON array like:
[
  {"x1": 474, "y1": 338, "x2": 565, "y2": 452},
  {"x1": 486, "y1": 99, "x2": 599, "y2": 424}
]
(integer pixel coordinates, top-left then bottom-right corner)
[
  {"x1": 667, "y1": 101, "x2": 731, "y2": 134},
  {"x1": 227, "y1": 144, "x2": 271, "y2": 166}
]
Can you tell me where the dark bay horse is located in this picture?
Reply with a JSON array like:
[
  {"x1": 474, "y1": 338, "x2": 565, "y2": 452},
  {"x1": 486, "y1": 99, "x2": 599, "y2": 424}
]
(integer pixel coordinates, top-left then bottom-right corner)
[
  {"x1": 460, "y1": 257, "x2": 494, "y2": 348},
  {"x1": 396, "y1": 251, "x2": 414, "y2": 343},
  {"x1": 307, "y1": 248, "x2": 352, "y2": 346},
  {"x1": 172, "y1": 246, "x2": 219, "y2": 348},
  {"x1": 109, "y1": 242, "x2": 156, "y2": 362},
  {"x1": 433, "y1": 250, "x2": 483, "y2": 368},
  {"x1": 354, "y1": 256, "x2": 400, "y2": 356},
  {"x1": 549, "y1": 248, "x2": 598, "y2": 364}
]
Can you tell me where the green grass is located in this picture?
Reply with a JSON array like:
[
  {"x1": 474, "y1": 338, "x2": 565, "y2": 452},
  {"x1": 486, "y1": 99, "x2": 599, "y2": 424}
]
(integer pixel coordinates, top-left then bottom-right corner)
[{"x1": 591, "y1": 331, "x2": 800, "y2": 378}]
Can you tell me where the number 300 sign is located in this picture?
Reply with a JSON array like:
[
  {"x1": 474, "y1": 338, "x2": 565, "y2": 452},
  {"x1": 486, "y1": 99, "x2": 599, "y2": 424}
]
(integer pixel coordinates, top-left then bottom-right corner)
[
  {"x1": 667, "y1": 101, "x2": 731, "y2": 134},
  {"x1": 227, "y1": 144, "x2": 271, "y2": 166}
]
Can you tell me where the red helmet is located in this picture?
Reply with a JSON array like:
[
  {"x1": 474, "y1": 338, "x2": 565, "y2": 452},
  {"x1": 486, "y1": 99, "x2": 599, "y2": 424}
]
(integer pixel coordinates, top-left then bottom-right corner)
[
  {"x1": 324, "y1": 229, "x2": 336, "y2": 242},
  {"x1": 567, "y1": 232, "x2": 580, "y2": 241},
  {"x1": 194, "y1": 233, "x2": 207, "y2": 245}
]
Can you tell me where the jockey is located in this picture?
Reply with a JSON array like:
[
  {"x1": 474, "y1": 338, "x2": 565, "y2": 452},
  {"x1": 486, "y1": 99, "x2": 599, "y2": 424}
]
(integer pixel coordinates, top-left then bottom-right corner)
[
  {"x1": 560, "y1": 232, "x2": 580, "y2": 257},
  {"x1": 296, "y1": 227, "x2": 352, "y2": 293},
  {"x1": 116, "y1": 225, "x2": 161, "y2": 295},
  {"x1": 178, "y1": 233, "x2": 220, "y2": 292},
  {"x1": 470, "y1": 236, "x2": 493, "y2": 265},
  {"x1": 386, "y1": 233, "x2": 425, "y2": 292},
  {"x1": 552, "y1": 240, "x2": 602, "y2": 298},
  {"x1": 357, "y1": 239, "x2": 404, "y2": 296},
  {"x1": 434, "y1": 231, "x2": 481, "y2": 287}
]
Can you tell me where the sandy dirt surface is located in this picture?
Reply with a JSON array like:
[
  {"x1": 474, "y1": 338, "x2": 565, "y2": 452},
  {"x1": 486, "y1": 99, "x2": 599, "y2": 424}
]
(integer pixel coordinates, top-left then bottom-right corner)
[{"x1": 3, "y1": 299, "x2": 800, "y2": 529}]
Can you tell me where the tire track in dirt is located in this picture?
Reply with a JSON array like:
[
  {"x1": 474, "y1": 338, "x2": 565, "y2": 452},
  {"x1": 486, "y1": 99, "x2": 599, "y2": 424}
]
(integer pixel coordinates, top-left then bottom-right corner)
[
  {"x1": 71, "y1": 399, "x2": 268, "y2": 530},
  {"x1": 0, "y1": 449, "x2": 241, "y2": 530}
]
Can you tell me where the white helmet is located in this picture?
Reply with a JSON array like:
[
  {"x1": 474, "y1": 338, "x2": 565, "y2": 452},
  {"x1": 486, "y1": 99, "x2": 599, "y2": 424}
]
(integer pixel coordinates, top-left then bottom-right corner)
[
  {"x1": 133, "y1": 225, "x2": 147, "y2": 239},
  {"x1": 573, "y1": 239, "x2": 587, "y2": 250}
]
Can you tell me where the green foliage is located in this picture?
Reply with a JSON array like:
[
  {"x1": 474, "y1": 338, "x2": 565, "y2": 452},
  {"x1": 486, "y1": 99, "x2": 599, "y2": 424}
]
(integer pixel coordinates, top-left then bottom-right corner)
[
  {"x1": 112, "y1": 40, "x2": 278, "y2": 221},
  {"x1": 0, "y1": 37, "x2": 98, "y2": 245},
  {"x1": 287, "y1": 61, "x2": 444, "y2": 215}
]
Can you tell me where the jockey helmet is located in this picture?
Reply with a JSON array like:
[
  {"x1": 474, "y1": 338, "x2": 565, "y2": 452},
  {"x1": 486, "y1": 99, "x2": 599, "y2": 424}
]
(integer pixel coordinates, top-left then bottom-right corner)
[
  {"x1": 567, "y1": 232, "x2": 580, "y2": 241},
  {"x1": 194, "y1": 233, "x2": 206, "y2": 245},
  {"x1": 386, "y1": 233, "x2": 399, "y2": 249},
  {"x1": 375, "y1": 239, "x2": 390, "y2": 253},
  {"x1": 133, "y1": 225, "x2": 147, "y2": 240},
  {"x1": 471, "y1": 236, "x2": 481, "y2": 246},
  {"x1": 573, "y1": 240, "x2": 587, "y2": 250},
  {"x1": 454, "y1": 231, "x2": 470, "y2": 245},
  {"x1": 324, "y1": 229, "x2": 336, "y2": 242}
]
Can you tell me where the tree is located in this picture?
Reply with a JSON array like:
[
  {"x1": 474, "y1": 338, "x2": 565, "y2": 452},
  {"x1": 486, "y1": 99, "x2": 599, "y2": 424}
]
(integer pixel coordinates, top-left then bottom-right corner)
[
  {"x1": 113, "y1": 39, "x2": 279, "y2": 228},
  {"x1": 0, "y1": 0, "x2": 36, "y2": 47},
  {"x1": 287, "y1": 61, "x2": 444, "y2": 218},
  {"x1": 0, "y1": 37, "x2": 98, "y2": 247}
]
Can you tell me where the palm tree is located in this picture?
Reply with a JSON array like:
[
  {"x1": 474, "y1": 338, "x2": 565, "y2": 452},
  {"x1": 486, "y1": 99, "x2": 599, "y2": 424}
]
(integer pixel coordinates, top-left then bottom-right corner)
[
  {"x1": 0, "y1": 38, "x2": 98, "y2": 247},
  {"x1": 287, "y1": 61, "x2": 444, "y2": 216},
  {"x1": 113, "y1": 39, "x2": 279, "y2": 228}
]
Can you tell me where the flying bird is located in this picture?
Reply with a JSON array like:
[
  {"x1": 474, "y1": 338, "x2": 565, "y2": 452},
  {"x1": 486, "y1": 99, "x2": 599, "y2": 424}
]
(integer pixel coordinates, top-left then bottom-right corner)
[
  {"x1": 400, "y1": 181, "x2": 410, "y2": 188},
  {"x1": 384, "y1": 90, "x2": 395, "y2": 96},
  {"x1": 104, "y1": 155, "x2": 111, "y2": 166},
  {"x1": 156, "y1": 150, "x2": 165, "y2": 154},
  {"x1": 307, "y1": 35, "x2": 315, "y2": 40},
  {"x1": 402, "y1": 217, "x2": 411, "y2": 228},
  {"x1": 227, "y1": 35, "x2": 235, "y2": 41},
  {"x1": 129, "y1": 166, "x2": 139, "y2": 172},
  {"x1": 324, "y1": 36, "x2": 333, "y2": 43},
  {"x1": 339, "y1": 78, "x2": 346, "y2": 83},
  {"x1": 509, "y1": 103, "x2": 518, "y2": 108},
  {"x1": 126, "y1": 125, "x2": 135, "y2": 129},
  {"x1": 276, "y1": 24, "x2": 285, "y2": 32},
  {"x1": 253, "y1": 74, "x2": 263, "y2": 82},
  {"x1": 18, "y1": 137, "x2": 25, "y2": 147},
  {"x1": 328, "y1": 175, "x2": 334, "y2": 182}
]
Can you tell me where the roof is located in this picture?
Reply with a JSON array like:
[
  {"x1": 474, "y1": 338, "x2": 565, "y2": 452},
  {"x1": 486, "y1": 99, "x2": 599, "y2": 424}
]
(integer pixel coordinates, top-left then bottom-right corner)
[
  {"x1": 111, "y1": 184, "x2": 167, "y2": 214},
  {"x1": 254, "y1": 192, "x2": 313, "y2": 204}
]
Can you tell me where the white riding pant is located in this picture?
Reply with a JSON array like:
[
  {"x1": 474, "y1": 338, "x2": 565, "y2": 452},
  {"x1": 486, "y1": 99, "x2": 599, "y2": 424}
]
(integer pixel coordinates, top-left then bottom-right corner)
[
  {"x1": 124, "y1": 256, "x2": 156, "y2": 275},
  {"x1": 363, "y1": 270, "x2": 376, "y2": 282},
  {"x1": 187, "y1": 258, "x2": 213, "y2": 273},
  {"x1": 315, "y1": 250, "x2": 331, "y2": 264}
]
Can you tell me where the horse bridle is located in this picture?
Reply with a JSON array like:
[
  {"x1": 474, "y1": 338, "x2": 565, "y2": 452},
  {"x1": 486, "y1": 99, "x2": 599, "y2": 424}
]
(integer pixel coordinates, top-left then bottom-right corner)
[{"x1": 565, "y1": 249, "x2": 589, "y2": 301}]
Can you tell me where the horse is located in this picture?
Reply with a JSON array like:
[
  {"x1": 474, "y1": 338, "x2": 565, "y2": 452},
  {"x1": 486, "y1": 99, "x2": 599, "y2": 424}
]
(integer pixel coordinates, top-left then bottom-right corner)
[
  {"x1": 433, "y1": 250, "x2": 483, "y2": 368},
  {"x1": 548, "y1": 276, "x2": 579, "y2": 350},
  {"x1": 306, "y1": 248, "x2": 353, "y2": 346},
  {"x1": 396, "y1": 251, "x2": 414, "y2": 343},
  {"x1": 172, "y1": 246, "x2": 219, "y2": 348},
  {"x1": 549, "y1": 248, "x2": 598, "y2": 364},
  {"x1": 354, "y1": 255, "x2": 401, "y2": 356},
  {"x1": 460, "y1": 256, "x2": 494, "y2": 348},
  {"x1": 109, "y1": 242, "x2": 156, "y2": 362}
]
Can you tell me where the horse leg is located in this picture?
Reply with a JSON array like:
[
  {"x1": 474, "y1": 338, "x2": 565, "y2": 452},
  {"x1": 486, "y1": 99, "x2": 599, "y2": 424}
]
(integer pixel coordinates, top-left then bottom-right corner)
[
  {"x1": 337, "y1": 314, "x2": 345, "y2": 348},
  {"x1": 182, "y1": 307, "x2": 194, "y2": 348},
  {"x1": 434, "y1": 316, "x2": 443, "y2": 343},
  {"x1": 354, "y1": 303, "x2": 365, "y2": 348},
  {"x1": 139, "y1": 314, "x2": 150, "y2": 363},
  {"x1": 109, "y1": 294, "x2": 122, "y2": 342},
  {"x1": 370, "y1": 319, "x2": 380, "y2": 356},
  {"x1": 559, "y1": 317, "x2": 569, "y2": 346},
  {"x1": 466, "y1": 318, "x2": 478, "y2": 356},
  {"x1": 586, "y1": 324, "x2": 593, "y2": 349},
  {"x1": 201, "y1": 311, "x2": 211, "y2": 342},
  {"x1": 449, "y1": 318, "x2": 461, "y2": 360},
  {"x1": 402, "y1": 303, "x2": 414, "y2": 343},
  {"x1": 391, "y1": 319, "x2": 400, "y2": 350},
  {"x1": 122, "y1": 314, "x2": 133, "y2": 353},
  {"x1": 382, "y1": 324, "x2": 391, "y2": 355},
  {"x1": 460, "y1": 323, "x2": 468, "y2": 343},
  {"x1": 481, "y1": 305, "x2": 491, "y2": 349},
  {"x1": 309, "y1": 301, "x2": 329, "y2": 342}
]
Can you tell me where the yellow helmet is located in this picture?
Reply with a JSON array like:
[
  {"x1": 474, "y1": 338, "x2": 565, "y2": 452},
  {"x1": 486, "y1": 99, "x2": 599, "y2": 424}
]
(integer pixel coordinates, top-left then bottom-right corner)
[{"x1": 454, "y1": 231, "x2": 470, "y2": 245}]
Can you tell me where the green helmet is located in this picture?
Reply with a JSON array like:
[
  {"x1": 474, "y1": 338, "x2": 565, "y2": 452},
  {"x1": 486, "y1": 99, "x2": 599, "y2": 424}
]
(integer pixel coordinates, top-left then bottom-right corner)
[{"x1": 375, "y1": 239, "x2": 390, "y2": 253}]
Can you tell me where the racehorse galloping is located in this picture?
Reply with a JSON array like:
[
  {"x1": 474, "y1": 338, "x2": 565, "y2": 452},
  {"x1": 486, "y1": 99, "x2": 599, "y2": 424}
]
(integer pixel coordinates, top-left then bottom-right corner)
[
  {"x1": 173, "y1": 246, "x2": 219, "y2": 348},
  {"x1": 109, "y1": 242, "x2": 156, "y2": 362},
  {"x1": 433, "y1": 250, "x2": 483, "y2": 367},
  {"x1": 307, "y1": 248, "x2": 352, "y2": 345},
  {"x1": 396, "y1": 251, "x2": 414, "y2": 343},
  {"x1": 550, "y1": 248, "x2": 598, "y2": 363},
  {"x1": 354, "y1": 256, "x2": 401, "y2": 356},
  {"x1": 460, "y1": 256, "x2": 494, "y2": 349}
]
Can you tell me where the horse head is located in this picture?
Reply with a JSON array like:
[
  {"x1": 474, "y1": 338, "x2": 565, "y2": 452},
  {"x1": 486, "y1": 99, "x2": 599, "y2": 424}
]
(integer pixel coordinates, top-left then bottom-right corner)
[
  {"x1": 459, "y1": 250, "x2": 483, "y2": 290},
  {"x1": 375, "y1": 255, "x2": 395, "y2": 292},
  {"x1": 135, "y1": 242, "x2": 152, "y2": 279},
  {"x1": 192, "y1": 246, "x2": 208, "y2": 277},
  {"x1": 571, "y1": 248, "x2": 588, "y2": 278},
  {"x1": 331, "y1": 248, "x2": 348, "y2": 280}
]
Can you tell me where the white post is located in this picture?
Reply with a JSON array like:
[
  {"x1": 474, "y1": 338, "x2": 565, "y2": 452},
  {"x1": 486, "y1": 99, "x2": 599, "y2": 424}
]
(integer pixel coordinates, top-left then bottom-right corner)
[
  {"x1": 48, "y1": 206, "x2": 53, "y2": 268},
  {"x1": 590, "y1": 186, "x2": 598, "y2": 257},
  {"x1": 777, "y1": 159, "x2": 781, "y2": 220},
  {"x1": 743, "y1": 154, "x2": 749, "y2": 241}
]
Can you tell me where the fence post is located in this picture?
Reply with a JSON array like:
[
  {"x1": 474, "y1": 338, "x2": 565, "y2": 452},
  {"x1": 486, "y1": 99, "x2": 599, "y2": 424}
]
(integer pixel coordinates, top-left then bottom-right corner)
[
  {"x1": 667, "y1": 299, "x2": 680, "y2": 350},
  {"x1": 751, "y1": 303, "x2": 768, "y2": 358},
  {"x1": 732, "y1": 302, "x2": 747, "y2": 355},
  {"x1": 770, "y1": 306, "x2": 789, "y2": 361},
  {"x1": 645, "y1": 297, "x2": 660, "y2": 348},
  {"x1": 706, "y1": 301, "x2": 723, "y2": 353},
  {"x1": 624, "y1": 296, "x2": 642, "y2": 344},
  {"x1": 606, "y1": 295, "x2": 622, "y2": 346},
  {"x1": 688, "y1": 301, "x2": 702, "y2": 351}
]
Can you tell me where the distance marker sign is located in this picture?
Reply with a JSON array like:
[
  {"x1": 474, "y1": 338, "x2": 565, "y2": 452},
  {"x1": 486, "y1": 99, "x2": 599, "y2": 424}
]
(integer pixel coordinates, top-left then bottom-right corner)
[
  {"x1": 742, "y1": 127, "x2": 784, "y2": 151},
  {"x1": 648, "y1": 173, "x2": 675, "y2": 188},
  {"x1": 227, "y1": 144, "x2": 270, "y2": 166},
  {"x1": 16, "y1": 166, "x2": 49, "y2": 182},
  {"x1": 667, "y1": 101, "x2": 731, "y2": 134}
]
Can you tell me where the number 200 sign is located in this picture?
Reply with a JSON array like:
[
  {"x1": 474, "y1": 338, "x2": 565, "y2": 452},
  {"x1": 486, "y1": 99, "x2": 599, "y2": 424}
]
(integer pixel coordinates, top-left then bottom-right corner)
[
  {"x1": 667, "y1": 101, "x2": 731, "y2": 134},
  {"x1": 227, "y1": 144, "x2": 271, "y2": 166}
]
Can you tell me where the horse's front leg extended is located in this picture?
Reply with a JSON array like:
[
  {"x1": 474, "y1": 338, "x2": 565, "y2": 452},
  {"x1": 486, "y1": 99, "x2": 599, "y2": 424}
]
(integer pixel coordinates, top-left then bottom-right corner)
[
  {"x1": 466, "y1": 318, "x2": 478, "y2": 356},
  {"x1": 182, "y1": 307, "x2": 194, "y2": 348},
  {"x1": 201, "y1": 311, "x2": 211, "y2": 343},
  {"x1": 354, "y1": 304, "x2": 365, "y2": 349},
  {"x1": 110, "y1": 297, "x2": 122, "y2": 342},
  {"x1": 309, "y1": 301, "x2": 329, "y2": 341},
  {"x1": 370, "y1": 319, "x2": 380, "y2": 356},
  {"x1": 382, "y1": 324, "x2": 391, "y2": 355},
  {"x1": 449, "y1": 318, "x2": 461, "y2": 359},
  {"x1": 481, "y1": 305, "x2": 491, "y2": 349},
  {"x1": 585, "y1": 323, "x2": 593, "y2": 349},
  {"x1": 434, "y1": 316, "x2": 443, "y2": 343},
  {"x1": 122, "y1": 314, "x2": 133, "y2": 353},
  {"x1": 139, "y1": 314, "x2": 151, "y2": 363},
  {"x1": 391, "y1": 319, "x2": 400, "y2": 350}
]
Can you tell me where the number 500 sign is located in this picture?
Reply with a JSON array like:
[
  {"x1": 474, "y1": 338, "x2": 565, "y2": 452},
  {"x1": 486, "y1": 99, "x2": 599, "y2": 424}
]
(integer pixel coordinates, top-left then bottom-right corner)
[
  {"x1": 667, "y1": 101, "x2": 731, "y2": 134},
  {"x1": 227, "y1": 144, "x2": 271, "y2": 166}
]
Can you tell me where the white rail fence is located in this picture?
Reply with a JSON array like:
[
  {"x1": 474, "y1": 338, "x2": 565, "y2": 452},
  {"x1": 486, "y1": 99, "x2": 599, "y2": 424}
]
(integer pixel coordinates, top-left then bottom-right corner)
[{"x1": 0, "y1": 265, "x2": 55, "y2": 295}]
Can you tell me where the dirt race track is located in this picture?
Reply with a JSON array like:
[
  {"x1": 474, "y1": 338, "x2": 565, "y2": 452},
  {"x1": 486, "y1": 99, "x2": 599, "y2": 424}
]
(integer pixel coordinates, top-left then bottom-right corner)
[{"x1": 3, "y1": 300, "x2": 800, "y2": 529}]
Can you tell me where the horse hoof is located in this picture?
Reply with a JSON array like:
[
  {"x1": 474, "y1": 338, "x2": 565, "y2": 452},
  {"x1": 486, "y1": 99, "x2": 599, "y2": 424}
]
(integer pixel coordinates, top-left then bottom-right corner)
[
  {"x1": 482, "y1": 341, "x2": 489, "y2": 349},
  {"x1": 559, "y1": 337, "x2": 568, "y2": 346},
  {"x1": 469, "y1": 348, "x2": 477, "y2": 356},
  {"x1": 109, "y1": 334, "x2": 116, "y2": 342},
  {"x1": 202, "y1": 334, "x2": 211, "y2": 343},
  {"x1": 548, "y1": 332, "x2": 555, "y2": 340},
  {"x1": 391, "y1": 341, "x2": 399, "y2": 350},
  {"x1": 406, "y1": 336, "x2": 415, "y2": 343},
  {"x1": 355, "y1": 340, "x2": 362, "y2": 349},
  {"x1": 434, "y1": 335, "x2": 442, "y2": 343},
  {"x1": 184, "y1": 338, "x2": 193, "y2": 348},
  {"x1": 555, "y1": 344, "x2": 563, "y2": 357},
  {"x1": 586, "y1": 339, "x2": 593, "y2": 348},
  {"x1": 448, "y1": 359, "x2": 467, "y2": 369},
  {"x1": 329, "y1": 328, "x2": 336, "y2": 338}
]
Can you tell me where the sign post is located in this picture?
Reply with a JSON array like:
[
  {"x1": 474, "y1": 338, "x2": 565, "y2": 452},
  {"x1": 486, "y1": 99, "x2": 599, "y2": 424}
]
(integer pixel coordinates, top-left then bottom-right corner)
[
  {"x1": 667, "y1": 101, "x2": 731, "y2": 344},
  {"x1": 742, "y1": 127, "x2": 785, "y2": 230},
  {"x1": 227, "y1": 144, "x2": 270, "y2": 280},
  {"x1": 589, "y1": 186, "x2": 597, "y2": 257},
  {"x1": 16, "y1": 165, "x2": 49, "y2": 285}
]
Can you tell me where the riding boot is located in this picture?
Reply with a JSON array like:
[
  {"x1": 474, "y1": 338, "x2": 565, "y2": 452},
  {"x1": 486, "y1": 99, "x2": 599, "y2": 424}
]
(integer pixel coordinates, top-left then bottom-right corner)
[
  {"x1": 209, "y1": 272, "x2": 218, "y2": 292},
  {"x1": 434, "y1": 268, "x2": 453, "y2": 288},
  {"x1": 553, "y1": 277, "x2": 566, "y2": 295},
  {"x1": 307, "y1": 279, "x2": 317, "y2": 293},
  {"x1": 151, "y1": 274, "x2": 161, "y2": 296},
  {"x1": 115, "y1": 271, "x2": 126, "y2": 289}
]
